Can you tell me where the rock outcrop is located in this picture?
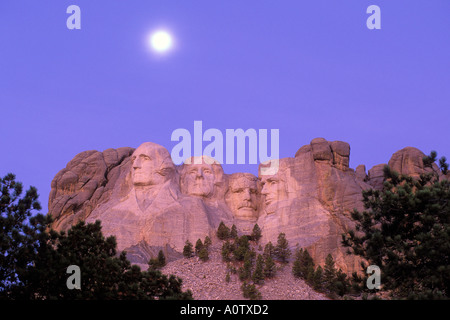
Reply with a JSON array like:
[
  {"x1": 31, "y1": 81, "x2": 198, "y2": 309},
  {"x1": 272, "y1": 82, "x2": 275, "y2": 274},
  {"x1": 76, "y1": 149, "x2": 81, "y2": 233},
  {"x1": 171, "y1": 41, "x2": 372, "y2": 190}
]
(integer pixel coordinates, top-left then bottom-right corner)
[
  {"x1": 48, "y1": 138, "x2": 444, "y2": 274},
  {"x1": 257, "y1": 139, "x2": 369, "y2": 273},
  {"x1": 49, "y1": 147, "x2": 134, "y2": 231},
  {"x1": 388, "y1": 147, "x2": 443, "y2": 179}
]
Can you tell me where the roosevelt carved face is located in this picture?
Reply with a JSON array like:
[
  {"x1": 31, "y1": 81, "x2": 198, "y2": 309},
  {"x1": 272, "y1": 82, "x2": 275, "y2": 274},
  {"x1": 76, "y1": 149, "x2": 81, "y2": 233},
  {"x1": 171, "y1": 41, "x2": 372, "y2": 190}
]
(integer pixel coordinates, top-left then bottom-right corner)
[
  {"x1": 260, "y1": 173, "x2": 288, "y2": 214},
  {"x1": 131, "y1": 142, "x2": 175, "y2": 187},
  {"x1": 180, "y1": 156, "x2": 222, "y2": 198},
  {"x1": 226, "y1": 173, "x2": 258, "y2": 221}
]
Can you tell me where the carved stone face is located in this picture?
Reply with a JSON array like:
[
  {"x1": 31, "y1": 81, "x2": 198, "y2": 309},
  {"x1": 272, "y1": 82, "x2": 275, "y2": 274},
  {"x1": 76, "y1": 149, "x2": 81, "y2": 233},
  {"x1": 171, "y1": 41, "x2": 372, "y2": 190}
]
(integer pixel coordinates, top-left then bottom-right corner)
[
  {"x1": 260, "y1": 174, "x2": 288, "y2": 214},
  {"x1": 226, "y1": 174, "x2": 258, "y2": 220},
  {"x1": 181, "y1": 156, "x2": 220, "y2": 198},
  {"x1": 131, "y1": 142, "x2": 175, "y2": 187},
  {"x1": 182, "y1": 164, "x2": 215, "y2": 197}
]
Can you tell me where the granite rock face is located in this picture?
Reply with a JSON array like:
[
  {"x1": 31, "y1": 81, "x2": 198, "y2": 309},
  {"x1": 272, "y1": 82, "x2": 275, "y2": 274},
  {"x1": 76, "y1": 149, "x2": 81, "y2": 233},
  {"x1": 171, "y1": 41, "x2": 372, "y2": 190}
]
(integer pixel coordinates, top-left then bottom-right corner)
[
  {"x1": 48, "y1": 139, "x2": 442, "y2": 273},
  {"x1": 367, "y1": 163, "x2": 387, "y2": 190},
  {"x1": 258, "y1": 139, "x2": 369, "y2": 273},
  {"x1": 49, "y1": 147, "x2": 134, "y2": 231},
  {"x1": 388, "y1": 147, "x2": 444, "y2": 179}
]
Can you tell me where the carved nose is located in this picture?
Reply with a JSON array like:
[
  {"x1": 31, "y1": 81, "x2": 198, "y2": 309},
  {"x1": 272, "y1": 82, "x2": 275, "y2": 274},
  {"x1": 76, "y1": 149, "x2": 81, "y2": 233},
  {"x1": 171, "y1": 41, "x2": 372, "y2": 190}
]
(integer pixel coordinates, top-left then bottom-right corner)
[
  {"x1": 261, "y1": 185, "x2": 268, "y2": 195},
  {"x1": 195, "y1": 170, "x2": 204, "y2": 179},
  {"x1": 133, "y1": 158, "x2": 142, "y2": 169}
]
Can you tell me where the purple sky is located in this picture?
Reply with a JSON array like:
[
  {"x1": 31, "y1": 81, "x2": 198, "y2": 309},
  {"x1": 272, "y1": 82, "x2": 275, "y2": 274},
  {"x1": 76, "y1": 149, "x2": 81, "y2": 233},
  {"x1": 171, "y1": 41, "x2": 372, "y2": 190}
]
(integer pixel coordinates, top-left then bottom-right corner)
[{"x1": 1, "y1": 0, "x2": 449, "y2": 213}]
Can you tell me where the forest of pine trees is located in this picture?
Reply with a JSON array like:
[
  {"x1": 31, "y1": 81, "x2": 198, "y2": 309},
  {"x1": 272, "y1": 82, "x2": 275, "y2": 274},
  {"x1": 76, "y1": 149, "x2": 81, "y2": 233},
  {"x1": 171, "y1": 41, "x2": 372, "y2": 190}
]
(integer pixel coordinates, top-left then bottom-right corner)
[
  {"x1": 0, "y1": 173, "x2": 192, "y2": 300},
  {"x1": 186, "y1": 221, "x2": 372, "y2": 300},
  {"x1": 292, "y1": 249, "x2": 361, "y2": 299},
  {"x1": 183, "y1": 235, "x2": 211, "y2": 262},
  {"x1": 215, "y1": 223, "x2": 294, "y2": 299}
]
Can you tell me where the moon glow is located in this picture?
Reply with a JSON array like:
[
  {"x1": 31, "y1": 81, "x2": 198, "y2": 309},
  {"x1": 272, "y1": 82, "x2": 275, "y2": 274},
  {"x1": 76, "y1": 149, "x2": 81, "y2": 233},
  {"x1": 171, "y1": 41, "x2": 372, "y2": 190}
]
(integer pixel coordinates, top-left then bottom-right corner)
[{"x1": 149, "y1": 30, "x2": 173, "y2": 53}]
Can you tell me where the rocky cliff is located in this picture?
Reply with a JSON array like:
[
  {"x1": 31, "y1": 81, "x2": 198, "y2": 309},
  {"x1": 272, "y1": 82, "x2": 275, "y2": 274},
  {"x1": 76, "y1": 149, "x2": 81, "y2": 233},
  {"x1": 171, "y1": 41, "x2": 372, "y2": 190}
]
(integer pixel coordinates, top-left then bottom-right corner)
[{"x1": 48, "y1": 138, "x2": 446, "y2": 273}]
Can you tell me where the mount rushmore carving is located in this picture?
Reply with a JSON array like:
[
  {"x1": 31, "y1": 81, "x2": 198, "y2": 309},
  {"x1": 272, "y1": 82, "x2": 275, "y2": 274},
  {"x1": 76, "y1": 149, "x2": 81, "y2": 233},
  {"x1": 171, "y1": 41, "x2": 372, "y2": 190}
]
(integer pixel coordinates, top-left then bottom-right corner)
[{"x1": 49, "y1": 138, "x2": 446, "y2": 273}]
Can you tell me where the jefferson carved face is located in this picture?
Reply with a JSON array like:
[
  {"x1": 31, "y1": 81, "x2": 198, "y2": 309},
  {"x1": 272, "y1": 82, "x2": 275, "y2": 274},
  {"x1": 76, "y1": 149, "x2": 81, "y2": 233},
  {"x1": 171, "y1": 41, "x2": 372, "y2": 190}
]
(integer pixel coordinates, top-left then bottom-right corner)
[
  {"x1": 260, "y1": 174, "x2": 288, "y2": 214},
  {"x1": 182, "y1": 164, "x2": 215, "y2": 197},
  {"x1": 226, "y1": 173, "x2": 258, "y2": 220},
  {"x1": 180, "y1": 156, "x2": 221, "y2": 198},
  {"x1": 131, "y1": 142, "x2": 175, "y2": 187}
]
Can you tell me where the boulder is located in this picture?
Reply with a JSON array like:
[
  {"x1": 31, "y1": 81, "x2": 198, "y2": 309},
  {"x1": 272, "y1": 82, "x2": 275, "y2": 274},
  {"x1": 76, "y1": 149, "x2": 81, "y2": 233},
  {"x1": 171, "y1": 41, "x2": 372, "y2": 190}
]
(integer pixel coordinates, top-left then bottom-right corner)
[
  {"x1": 310, "y1": 138, "x2": 332, "y2": 162},
  {"x1": 367, "y1": 163, "x2": 387, "y2": 190},
  {"x1": 330, "y1": 141, "x2": 350, "y2": 171},
  {"x1": 388, "y1": 146, "x2": 442, "y2": 178},
  {"x1": 355, "y1": 164, "x2": 367, "y2": 182}
]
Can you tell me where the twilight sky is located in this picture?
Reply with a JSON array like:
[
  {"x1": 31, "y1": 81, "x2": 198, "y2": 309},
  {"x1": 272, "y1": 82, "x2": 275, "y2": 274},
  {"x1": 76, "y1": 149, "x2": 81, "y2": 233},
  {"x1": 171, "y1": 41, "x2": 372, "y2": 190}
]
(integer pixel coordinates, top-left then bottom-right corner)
[{"x1": 1, "y1": 0, "x2": 449, "y2": 213}]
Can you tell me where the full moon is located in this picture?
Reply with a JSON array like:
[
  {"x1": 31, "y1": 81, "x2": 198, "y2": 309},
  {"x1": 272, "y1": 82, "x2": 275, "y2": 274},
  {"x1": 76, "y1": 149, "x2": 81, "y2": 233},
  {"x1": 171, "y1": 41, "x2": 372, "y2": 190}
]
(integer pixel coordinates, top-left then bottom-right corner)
[{"x1": 149, "y1": 30, "x2": 173, "y2": 53}]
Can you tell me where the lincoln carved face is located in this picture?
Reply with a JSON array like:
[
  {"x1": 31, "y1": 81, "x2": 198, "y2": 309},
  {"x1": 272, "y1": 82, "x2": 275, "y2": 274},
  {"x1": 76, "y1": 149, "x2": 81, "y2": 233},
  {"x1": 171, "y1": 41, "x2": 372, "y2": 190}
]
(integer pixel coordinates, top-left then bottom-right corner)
[
  {"x1": 225, "y1": 173, "x2": 258, "y2": 221},
  {"x1": 260, "y1": 173, "x2": 288, "y2": 214},
  {"x1": 131, "y1": 142, "x2": 175, "y2": 187}
]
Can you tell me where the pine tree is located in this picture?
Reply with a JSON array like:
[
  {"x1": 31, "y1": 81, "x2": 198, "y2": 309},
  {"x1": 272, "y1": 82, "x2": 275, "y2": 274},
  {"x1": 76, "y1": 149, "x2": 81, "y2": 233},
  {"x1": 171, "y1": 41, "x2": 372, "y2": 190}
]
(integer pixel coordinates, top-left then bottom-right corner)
[
  {"x1": 204, "y1": 236, "x2": 212, "y2": 249},
  {"x1": 195, "y1": 238, "x2": 204, "y2": 255},
  {"x1": 274, "y1": 233, "x2": 291, "y2": 263},
  {"x1": 251, "y1": 224, "x2": 262, "y2": 243},
  {"x1": 304, "y1": 252, "x2": 316, "y2": 285},
  {"x1": 252, "y1": 254, "x2": 265, "y2": 284},
  {"x1": 350, "y1": 272, "x2": 364, "y2": 294},
  {"x1": 264, "y1": 254, "x2": 276, "y2": 278},
  {"x1": 306, "y1": 267, "x2": 315, "y2": 285},
  {"x1": 239, "y1": 250, "x2": 253, "y2": 281},
  {"x1": 292, "y1": 248, "x2": 303, "y2": 278},
  {"x1": 334, "y1": 269, "x2": 350, "y2": 297},
  {"x1": 221, "y1": 241, "x2": 234, "y2": 262},
  {"x1": 147, "y1": 258, "x2": 158, "y2": 270},
  {"x1": 198, "y1": 247, "x2": 209, "y2": 262},
  {"x1": 241, "y1": 281, "x2": 262, "y2": 300},
  {"x1": 183, "y1": 240, "x2": 193, "y2": 258},
  {"x1": 323, "y1": 254, "x2": 337, "y2": 293},
  {"x1": 292, "y1": 248, "x2": 314, "y2": 280},
  {"x1": 233, "y1": 235, "x2": 250, "y2": 261},
  {"x1": 149, "y1": 250, "x2": 166, "y2": 269},
  {"x1": 313, "y1": 265, "x2": 324, "y2": 291},
  {"x1": 217, "y1": 222, "x2": 230, "y2": 240},
  {"x1": 0, "y1": 173, "x2": 44, "y2": 291},
  {"x1": 263, "y1": 241, "x2": 275, "y2": 258},
  {"x1": 230, "y1": 224, "x2": 238, "y2": 239},
  {"x1": 227, "y1": 262, "x2": 237, "y2": 275},
  {"x1": 158, "y1": 250, "x2": 166, "y2": 267},
  {"x1": 342, "y1": 152, "x2": 450, "y2": 299}
]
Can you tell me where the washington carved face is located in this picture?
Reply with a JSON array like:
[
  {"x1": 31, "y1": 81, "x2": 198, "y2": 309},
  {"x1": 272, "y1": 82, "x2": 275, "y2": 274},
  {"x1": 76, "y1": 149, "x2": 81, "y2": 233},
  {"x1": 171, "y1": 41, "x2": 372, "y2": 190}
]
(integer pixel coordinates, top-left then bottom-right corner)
[
  {"x1": 260, "y1": 174, "x2": 288, "y2": 214},
  {"x1": 226, "y1": 174, "x2": 258, "y2": 220},
  {"x1": 131, "y1": 142, "x2": 175, "y2": 187}
]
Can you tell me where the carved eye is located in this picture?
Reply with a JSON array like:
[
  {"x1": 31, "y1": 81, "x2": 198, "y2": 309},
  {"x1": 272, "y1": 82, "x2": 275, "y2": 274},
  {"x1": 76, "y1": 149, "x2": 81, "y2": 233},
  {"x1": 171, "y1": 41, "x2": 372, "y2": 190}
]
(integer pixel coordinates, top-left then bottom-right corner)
[{"x1": 159, "y1": 168, "x2": 172, "y2": 176}]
